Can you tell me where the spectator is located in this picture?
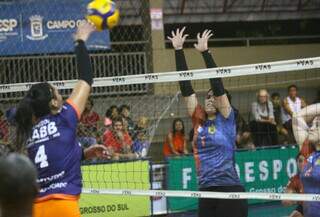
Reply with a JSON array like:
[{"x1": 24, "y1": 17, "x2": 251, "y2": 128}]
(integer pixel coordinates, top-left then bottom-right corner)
[
  {"x1": 0, "y1": 153, "x2": 38, "y2": 217},
  {"x1": 0, "y1": 108, "x2": 17, "y2": 156},
  {"x1": 0, "y1": 109, "x2": 9, "y2": 145},
  {"x1": 120, "y1": 104, "x2": 136, "y2": 136},
  {"x1": 133, "y1": 116, "x2": 150, "y2": 140},
  {"x1": 271, "y1": 92, "x2": 290, "y2": 144},
  {"x1": 281, "y1": 85, "x2": 307, "y2": 143},
  {"x1": 163, "y1": 118, "x2": 188, "y2": 157},
  {"x1": 132, "y1": 127, "x2": 150, "y2": 158},
  {"x1": 78, "y1": 98, "x2": 100, "y2": 148},
  {"x1": 226, "y1": 90, "x2": 254, "y2": 149},
  {"x1": 250, "y1": 89, "x2": 278, "y2": 147},
  {"x1": 137, "y1": 116, "x2": 149, "y2": 129},
  {"x1": 282, "y1": 153, "x2": 304, "y2": 217},
  {"x1": 5, "y1": 107, "x2": 16, "y2": 126},
  {"x1": 104, "y1": 105, "x2": 119, "y2": 128},
  {"x1": 103, "y1": 116, "x2": 136, "y2": 160}
]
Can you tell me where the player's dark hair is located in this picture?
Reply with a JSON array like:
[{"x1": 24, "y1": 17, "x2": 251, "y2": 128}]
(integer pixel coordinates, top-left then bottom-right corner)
[
  {"x1": 15, "y1": 83, "x2": 53, "y2": 151},
  {"x1": 288, "y1": 84, "x2": 298, "y2": 91},
  {"x1": 172, "y1": 118, "x2": 185, "y2": 136}
]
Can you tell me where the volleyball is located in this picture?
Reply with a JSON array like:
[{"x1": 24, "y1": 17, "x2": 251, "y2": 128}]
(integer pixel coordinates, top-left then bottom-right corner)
[{"x1": 86, "y1": 0, "x2": 119, "y2": 31}]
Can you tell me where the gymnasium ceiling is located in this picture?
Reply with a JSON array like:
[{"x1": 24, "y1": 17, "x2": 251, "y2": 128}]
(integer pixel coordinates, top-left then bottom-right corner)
[
  {"x1": 120, "y1": 0, "x2": 320, "y2": 23},
  {"x1": 165, "y1": 0, "x2": 320, "y2": 23}
]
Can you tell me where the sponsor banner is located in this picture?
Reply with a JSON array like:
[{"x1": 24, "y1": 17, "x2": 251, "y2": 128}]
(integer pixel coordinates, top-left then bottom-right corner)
[
  {"x1": 167, "y1": 156, "x2": 198, "y2": 212},
  {"x1": 80, "y1": 160, "x2": 151, "y2": 217},
  {"x1": 236, "y1": 146, "x2": 298, "y2": 203},
  {"x1": 166, "y1": 146, "x2": 299, "y2": 212},
  {"x1": 0, "y1": 0, "x2": 110, "y2": 56}
]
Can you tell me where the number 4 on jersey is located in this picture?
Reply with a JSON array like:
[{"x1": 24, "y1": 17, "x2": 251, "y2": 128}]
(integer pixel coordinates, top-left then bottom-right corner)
[{"x1": 35, "y1": 145, "x2": 49, "y2": 168}]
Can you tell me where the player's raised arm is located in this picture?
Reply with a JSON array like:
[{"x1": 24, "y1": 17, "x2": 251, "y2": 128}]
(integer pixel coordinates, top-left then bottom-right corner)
[
  {"x1": 194, "y1": 30, "x2": 231, "y2": 119},
  {"x1": 167, "y1": 27, "x2": 198, "y2": 117},
  {"x1": 292, "y1": 103, "x2": 320, "y2": 148},
  {"x1": 67, "y1": 21, "x2": 96, "y2": 116}
]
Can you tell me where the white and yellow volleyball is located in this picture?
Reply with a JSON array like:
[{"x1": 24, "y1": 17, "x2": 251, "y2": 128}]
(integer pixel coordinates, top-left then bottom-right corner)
[{"x1": 86, "y1": 0, "x2": 120, "y2": 31}]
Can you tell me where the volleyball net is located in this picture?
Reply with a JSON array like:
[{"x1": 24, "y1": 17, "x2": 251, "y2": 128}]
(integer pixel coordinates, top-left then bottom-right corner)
[{"x1": 0, "y1": 57, "x2": 320, "y2": 216}]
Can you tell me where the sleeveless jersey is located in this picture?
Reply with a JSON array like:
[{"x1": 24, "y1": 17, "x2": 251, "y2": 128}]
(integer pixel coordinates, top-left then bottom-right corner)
[{"x1": 27, "y1": 101, "x2": 82, "y2": 201}]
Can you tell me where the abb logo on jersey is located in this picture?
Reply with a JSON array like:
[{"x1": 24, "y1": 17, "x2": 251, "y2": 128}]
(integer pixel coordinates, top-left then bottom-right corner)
[{"x1": 32, "y1": 121, "x2": 58, "y2": 140}]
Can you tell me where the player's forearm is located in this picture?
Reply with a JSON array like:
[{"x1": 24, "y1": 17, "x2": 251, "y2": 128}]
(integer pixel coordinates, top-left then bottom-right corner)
[
  {"x1": 201, "y1": 49, "x2": 217, "y2": 68},
  {"x1": 75, "y1": 40, "x2": 93, "y2": 86},
  {"x1": 202, "y1": 50, "x2": 225, "y2": 97},
  {"x1": 175, "y1": 50, "x2": 195, "y2": 97},
  {"x1": 296, "y1": 103, "x2": 320, "y2": 123}
]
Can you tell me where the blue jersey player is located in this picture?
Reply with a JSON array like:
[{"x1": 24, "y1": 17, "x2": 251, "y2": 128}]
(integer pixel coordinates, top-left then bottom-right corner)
[
  {"x1": 14, "y1": 22, "x2": 109, "y2": 217},
  {"x1": 293, "y1": 103, "x2": 320, "y2": 217},
  {"x1": 168, "y1": 28, "x2": 248, "y2": 217}
]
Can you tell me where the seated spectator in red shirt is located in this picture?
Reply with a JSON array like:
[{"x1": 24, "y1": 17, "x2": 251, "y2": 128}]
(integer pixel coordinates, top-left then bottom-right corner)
[
  {"x1": 0, "y1": 110, "x2": 9, "y2": 145},
  {"x1": 103, "y1": 116, "x2": 136, "y2": 160},
  {"x1": 78, "y1": 98, "x2": 100, "y2": 148}
]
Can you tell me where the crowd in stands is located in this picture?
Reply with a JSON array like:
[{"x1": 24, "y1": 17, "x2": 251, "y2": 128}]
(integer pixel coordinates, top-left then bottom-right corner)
[
  {"x1": 165, "y1": 85, "x2": 317, "y2": 157},
  {"x1": 77, "y1": 101, "x2": 151, "y2": 161},
  {"x1": 0, "y1": 85, "x2": 319, "y2": 159}
]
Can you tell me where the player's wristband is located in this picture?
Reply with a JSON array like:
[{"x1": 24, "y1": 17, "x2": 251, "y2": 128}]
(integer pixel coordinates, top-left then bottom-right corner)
[{"x1": 75, "y1": 40, "x2": 93, "y2": 86}]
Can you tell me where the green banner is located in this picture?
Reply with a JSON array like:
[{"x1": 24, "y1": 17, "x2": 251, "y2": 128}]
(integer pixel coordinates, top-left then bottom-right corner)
[
  {"x1": 236, "y1": 146, "x2": 299, "y2": 203},
  {"x1": 167, "y1": 146, "x2": 299, "y2": 212},
  {"x1": 167, "y1": 156, "x2": 198, "y2": 211},
  {"x1": 80, "y1": 160, "x2": 151, "y2": 217}
]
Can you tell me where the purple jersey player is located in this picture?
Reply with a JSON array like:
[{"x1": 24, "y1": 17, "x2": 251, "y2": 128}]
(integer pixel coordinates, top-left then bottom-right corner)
[{"x1": 14, "y1": 22, "x2": 109, "y2": 217}]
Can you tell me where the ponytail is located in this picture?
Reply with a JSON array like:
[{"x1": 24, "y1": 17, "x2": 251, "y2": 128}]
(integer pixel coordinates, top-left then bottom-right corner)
[
  {"x1": 15, "y1": 98, "x2": 34, "y2": 152},
  {"x1": 14, "y1": 83, "x2": 52, "y2": 151}
]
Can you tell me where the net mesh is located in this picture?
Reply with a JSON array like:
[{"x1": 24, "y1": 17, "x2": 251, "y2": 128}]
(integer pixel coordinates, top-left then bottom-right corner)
[{"x1": 1, "y1": 59, "x2": 320, "y2": 216}]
